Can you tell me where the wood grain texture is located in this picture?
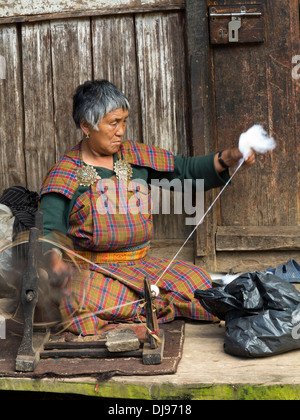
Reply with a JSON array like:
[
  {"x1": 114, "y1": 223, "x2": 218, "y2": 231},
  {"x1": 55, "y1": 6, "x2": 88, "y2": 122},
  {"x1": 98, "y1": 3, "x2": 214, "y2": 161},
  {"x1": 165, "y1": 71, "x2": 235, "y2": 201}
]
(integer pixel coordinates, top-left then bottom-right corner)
[
  {"x1": 208, "y1": 4, "x2": 264, "y2": 44},
  {"x1": 0, "y1": 10, "x2": 190, "y2": 244},
  {"x1": 191, "y1": 0, "x2": 300, "y2": 271},
  {"x1": 0, "y1": 25, "x2": 26, "y2": 189},
  {"x1": 0, "y1": 0, "x2": 185, "y2": 19},
  {"x1": 50, "y1": 19, "x2": 92, "y2": 160},
  {"x1": 216, "y1": 250, "x2": 300, "y2": 273},
  {"x1": 0, "y1": 0, "x2": 297, "y2": 269},
  {"x1": 22, "y1": 22, "x2": 55, "y2": 192},
  {"x1": 135, "y1": 11, "x2": 189, "y2": 155},
  {"x1": 92, "y1": 15, "x2": 141, "y2": 142},
  {"x1": 211, "y1": 0, "x2": 299, "y2": 228},
  {"x1": 216, "y1": 226, "x2": 300, "y2": 251},
  {"x1": 135, "y1": 11, "x2": 191, "y2": 239},
  {"x1": 185, "y1": 0, "x2": 218, "y2": 263}
]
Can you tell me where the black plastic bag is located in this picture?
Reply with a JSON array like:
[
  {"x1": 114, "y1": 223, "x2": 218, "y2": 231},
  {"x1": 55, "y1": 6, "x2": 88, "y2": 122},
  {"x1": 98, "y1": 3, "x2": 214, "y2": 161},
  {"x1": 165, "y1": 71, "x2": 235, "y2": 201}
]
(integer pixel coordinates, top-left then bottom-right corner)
[{"x1": 194, "y1": 272, "x2": 300, "y2": 358}]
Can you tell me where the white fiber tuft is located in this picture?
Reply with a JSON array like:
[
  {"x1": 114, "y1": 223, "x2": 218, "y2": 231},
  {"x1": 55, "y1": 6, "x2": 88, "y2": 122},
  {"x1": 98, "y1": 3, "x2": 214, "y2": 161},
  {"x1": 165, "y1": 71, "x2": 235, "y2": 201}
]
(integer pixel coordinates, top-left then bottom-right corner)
[{"x1": 239, "y1": 125, "x2": 276, "y2": 158}]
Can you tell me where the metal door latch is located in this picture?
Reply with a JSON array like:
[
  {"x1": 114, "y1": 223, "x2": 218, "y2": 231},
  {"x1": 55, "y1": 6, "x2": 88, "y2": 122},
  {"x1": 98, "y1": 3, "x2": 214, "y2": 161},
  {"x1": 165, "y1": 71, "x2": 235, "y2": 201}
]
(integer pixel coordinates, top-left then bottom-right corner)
[
  {"x1": 209, "y1": 4, "x2": 264, "y2": 44},
  {"x1": 228, "y1": 16, "x2": 242, "y2": 42}
]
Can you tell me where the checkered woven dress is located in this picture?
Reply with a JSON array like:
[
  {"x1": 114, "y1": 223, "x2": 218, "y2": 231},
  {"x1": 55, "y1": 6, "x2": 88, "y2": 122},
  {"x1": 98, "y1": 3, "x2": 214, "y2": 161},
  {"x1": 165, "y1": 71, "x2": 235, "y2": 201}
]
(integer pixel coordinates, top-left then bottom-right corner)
[{"x1": 40, "y1": 140, "x2": 214, "y2": 335}]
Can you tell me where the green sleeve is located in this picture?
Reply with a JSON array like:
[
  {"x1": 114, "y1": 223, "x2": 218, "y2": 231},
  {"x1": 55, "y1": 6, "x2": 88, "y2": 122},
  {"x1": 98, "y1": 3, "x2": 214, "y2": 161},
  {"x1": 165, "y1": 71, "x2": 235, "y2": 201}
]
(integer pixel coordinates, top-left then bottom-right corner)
[
  {"x1": 149, "y1": 152, "x2": 230, "y2": 191},
  {"x1": 39, "y1": 193, "x2": 70, "y2": 250},
  {"x1": 38, "y1": 153, "x2": 229, "y2": 244}
]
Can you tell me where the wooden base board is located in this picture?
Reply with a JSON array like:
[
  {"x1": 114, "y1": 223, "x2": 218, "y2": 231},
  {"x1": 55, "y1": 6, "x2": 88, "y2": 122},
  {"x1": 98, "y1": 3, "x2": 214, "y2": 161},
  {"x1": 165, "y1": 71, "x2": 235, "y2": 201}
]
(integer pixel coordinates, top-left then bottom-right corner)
[{"x1": 197, "y1": 250, "x2": 300, "y2": 274}]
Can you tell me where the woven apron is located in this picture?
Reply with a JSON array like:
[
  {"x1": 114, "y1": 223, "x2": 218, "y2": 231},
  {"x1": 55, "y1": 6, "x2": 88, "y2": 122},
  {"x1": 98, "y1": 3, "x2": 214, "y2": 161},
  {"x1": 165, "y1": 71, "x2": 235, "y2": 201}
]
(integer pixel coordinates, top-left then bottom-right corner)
[
  {"x1": 41, "y1": 140, "x2": 214, "y2": 335},
  {"x1": 58, "y1": 178, "x2": 213, "y2": 335}
]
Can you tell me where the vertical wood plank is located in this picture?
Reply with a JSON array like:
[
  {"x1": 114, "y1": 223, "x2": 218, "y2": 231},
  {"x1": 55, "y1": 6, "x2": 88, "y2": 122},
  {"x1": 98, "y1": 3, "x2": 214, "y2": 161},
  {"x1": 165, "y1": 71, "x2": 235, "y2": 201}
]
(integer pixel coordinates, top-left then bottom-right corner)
[
  {"x1": 0, "y1": 24, "x2": 26, "y2": 193},
  {"x1": 135, "y1": 11, "x2": 191, "y2": 240},
  {"x1": 135, "y1": 12, "x2": 189, "y2": 155},
  {"x1": 92, "y1": 15, "x2": 141, "y2": 142},
  {"x1": 22, "y1": 22, "x2": 55, "y2": 192},
  {"x1": 214, "y1": 42, "x2": 270, "y2": 226},
  {"x1": 51, "y1": 18, "x2": 92, "y2": 160},
  {"x1": 185, "y1": 0, "x2": 218, "y2": 267},
  {"x1": 292, "y1": 2, "x2": 300, "y2": 226}
]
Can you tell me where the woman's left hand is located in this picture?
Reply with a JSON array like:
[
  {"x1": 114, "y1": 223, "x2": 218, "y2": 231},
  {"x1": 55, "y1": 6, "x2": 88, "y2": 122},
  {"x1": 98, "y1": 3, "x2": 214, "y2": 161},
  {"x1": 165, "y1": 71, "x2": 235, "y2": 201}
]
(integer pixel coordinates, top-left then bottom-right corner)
[
  {"x1": 243, "y1": 148, "x2": 256, "y2": 167},
  {"x1": 215, "y1": 148, "x2": 255, "y2": 172}
]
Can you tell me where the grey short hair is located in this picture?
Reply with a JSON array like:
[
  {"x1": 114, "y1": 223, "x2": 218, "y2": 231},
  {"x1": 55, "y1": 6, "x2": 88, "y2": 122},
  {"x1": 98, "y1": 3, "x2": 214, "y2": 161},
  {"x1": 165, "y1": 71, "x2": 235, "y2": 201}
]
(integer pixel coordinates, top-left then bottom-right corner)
[{"x1": 73, "y1": 79, "x2": 130, "y2": 130}]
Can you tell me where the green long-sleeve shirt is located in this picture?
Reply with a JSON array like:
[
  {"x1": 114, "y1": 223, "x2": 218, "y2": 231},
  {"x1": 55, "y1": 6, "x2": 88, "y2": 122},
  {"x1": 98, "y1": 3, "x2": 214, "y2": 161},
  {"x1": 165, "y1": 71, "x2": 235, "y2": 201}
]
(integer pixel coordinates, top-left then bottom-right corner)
[{"x1": 39, "y1": 152, "x2": 229, "y2": 239}]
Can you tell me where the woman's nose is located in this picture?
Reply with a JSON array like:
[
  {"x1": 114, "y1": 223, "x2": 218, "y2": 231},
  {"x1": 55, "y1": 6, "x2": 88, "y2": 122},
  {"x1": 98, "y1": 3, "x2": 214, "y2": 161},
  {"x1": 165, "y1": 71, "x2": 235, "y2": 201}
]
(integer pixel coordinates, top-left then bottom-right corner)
[{"x1": 116, "y1": 122, "x2": 127, "y2": 136}]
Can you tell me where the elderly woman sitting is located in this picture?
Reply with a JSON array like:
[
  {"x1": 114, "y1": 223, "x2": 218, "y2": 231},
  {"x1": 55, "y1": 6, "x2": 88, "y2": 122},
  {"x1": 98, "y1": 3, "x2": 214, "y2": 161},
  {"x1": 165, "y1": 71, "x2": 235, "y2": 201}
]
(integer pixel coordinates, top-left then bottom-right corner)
[{"x1": 39, "y1": 79, "x2": 255, "y2": 335}]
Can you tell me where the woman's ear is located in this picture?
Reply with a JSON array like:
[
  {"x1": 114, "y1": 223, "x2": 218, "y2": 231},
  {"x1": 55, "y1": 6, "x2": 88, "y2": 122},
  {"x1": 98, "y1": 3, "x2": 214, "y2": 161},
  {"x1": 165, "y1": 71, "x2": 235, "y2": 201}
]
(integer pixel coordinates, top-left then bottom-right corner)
[{"x1": 80, "y1": 120, "x2": 90, "y2": 138}]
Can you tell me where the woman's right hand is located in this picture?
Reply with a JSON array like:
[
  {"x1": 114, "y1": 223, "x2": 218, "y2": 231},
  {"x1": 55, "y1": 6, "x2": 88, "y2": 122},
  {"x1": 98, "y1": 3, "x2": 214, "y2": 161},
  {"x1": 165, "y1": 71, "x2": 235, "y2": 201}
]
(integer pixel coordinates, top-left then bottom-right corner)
[{"x1": 44, "y1": 248, "x2": 73, "y2": 296}]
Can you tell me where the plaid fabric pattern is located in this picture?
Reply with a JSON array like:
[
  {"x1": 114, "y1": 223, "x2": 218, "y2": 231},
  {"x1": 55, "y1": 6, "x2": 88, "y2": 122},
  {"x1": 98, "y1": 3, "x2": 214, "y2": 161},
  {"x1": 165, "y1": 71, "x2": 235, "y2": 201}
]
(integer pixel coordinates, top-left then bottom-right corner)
[
  {"x1": 39, "y1": 140, "x2": 174, "y2": 199},
  {"x1": 68, "y1": 179, "x2": 153, "y2": 251},
  {"x1": 39, "y1": 145, "x2": 81, "y2": 199},
  {"x1": 41, "y1": 140, "x2": 213, "y2": 334},
  {"x1": 60, "y1": 254, "x2": 213, "y2": 335},
  {"x1": 120, "y1": 140, "x2": 174, "y2": 172}
]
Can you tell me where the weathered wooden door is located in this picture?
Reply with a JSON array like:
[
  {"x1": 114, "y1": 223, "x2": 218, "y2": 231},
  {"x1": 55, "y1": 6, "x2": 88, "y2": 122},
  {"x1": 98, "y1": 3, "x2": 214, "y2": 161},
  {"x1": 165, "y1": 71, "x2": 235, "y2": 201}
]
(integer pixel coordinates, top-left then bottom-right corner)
[
  {"x1": 186, "y1": 0, "x2": 300, "y2": 272},
  {"x1": 0, "y1": 0, "x2": 193, "y2": 260}
]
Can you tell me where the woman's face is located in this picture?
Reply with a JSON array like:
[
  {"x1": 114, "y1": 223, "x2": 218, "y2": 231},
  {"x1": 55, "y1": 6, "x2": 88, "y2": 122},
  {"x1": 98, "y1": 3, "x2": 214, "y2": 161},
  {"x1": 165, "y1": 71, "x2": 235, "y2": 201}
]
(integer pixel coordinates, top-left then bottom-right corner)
[{"x1": 81, "y1": 108, "x2": 129, "y2": 156}]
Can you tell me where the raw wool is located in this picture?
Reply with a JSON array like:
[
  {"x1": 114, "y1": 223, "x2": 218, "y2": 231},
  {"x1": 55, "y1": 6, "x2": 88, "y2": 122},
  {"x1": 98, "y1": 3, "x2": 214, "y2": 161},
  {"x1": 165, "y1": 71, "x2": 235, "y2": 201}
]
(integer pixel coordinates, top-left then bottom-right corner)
[
  {"x1": 238, "y1": 124, "x2": 276, "y2": 158},
  {"x1": 155, "y1": 125, "x2": 276, "y2": 285}
]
